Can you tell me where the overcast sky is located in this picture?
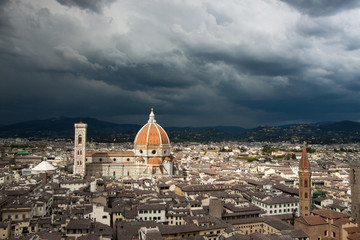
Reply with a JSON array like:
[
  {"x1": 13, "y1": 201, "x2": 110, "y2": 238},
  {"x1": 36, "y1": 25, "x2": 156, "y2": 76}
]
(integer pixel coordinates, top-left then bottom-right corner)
[{"x1": 1, "y1": 0, "x2": 360, "y2": 128}]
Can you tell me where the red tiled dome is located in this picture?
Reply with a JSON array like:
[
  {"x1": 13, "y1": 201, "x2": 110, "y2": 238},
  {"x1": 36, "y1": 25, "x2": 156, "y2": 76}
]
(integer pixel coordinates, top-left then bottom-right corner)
[
  {"x1": 148, "y1": 156, "x2": 162, "y2": 165},
  {"x1": 134, "y1": 109, "x2": 170, "y2": 146},
  {"x1": 136, "y1": 156, "x2": 145, "y2": 161}
]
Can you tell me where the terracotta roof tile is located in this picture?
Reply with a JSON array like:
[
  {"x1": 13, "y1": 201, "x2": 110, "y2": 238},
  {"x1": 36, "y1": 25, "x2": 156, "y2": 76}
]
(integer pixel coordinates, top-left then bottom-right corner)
[
  {"x1": 86, "y1": 151, "x2": 134, "y2": 156},
  {"x1": 332, "y1": 218, "x2": 350, "y2": 227},
  {"x1": 348, "y1": 233, "x2": 360, "y2": 240},
  {"x1": 301, "y1": 215, "x2": 327, "y2": 226},
  {"x1": 148, "y1": 157, "x2": 162, "y2": 165},
  {"x1": 344, "y1": 226, "x2": 360, "y2": 234},
  {"x1": 312, "y1": 209, "x2": 350, "y2": 219}
]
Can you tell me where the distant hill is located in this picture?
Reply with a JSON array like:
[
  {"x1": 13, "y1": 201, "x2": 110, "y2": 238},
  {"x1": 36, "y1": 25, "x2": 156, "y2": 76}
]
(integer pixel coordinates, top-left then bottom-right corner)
[
  {"x1": 166, "y1": 126, "x2": 247, "y2": 142},
  {"x1": 0, "y1": 117, "x2": 141, "y2": 141},
  {"x1": 241, "y1": 120, "x2": 360, "y2": 143},
  {"x1": 0, "y1": 118, "x2": 360, "y2": 143},
  {"x1": 0, "y1": 118, "x2": 248, "y2": 142}
]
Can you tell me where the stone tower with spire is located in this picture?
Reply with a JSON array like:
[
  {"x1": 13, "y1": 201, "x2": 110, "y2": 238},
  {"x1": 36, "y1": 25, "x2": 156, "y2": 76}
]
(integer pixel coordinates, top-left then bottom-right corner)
[{"x1": 298, "y1": 145, "x2": 311, "y2": 217}]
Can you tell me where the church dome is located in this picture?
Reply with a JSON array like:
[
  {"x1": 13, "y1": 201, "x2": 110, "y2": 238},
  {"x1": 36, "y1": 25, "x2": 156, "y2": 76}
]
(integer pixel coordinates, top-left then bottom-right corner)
[
  {"x1": 136, "y1": 156, "x2": 145, "y2": 161},
  {"x1": 134, "y1": 109, "x2": 170, "y2": 146},
  {"x1": 148, "y1": 156, "x2": 162, "y2": 165}
]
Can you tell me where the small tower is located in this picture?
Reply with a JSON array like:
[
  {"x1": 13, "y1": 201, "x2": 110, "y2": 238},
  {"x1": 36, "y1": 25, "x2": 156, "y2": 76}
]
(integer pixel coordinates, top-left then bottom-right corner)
[
  {"x1": 74, "y1": 122, "x2": 87, "y2": 177},
  {"x1": 298, "y1": 145, "x2": 311, "y2": 217},
  {"x1": 350, "y1": 161, "x2": 360, "y2": 225}
]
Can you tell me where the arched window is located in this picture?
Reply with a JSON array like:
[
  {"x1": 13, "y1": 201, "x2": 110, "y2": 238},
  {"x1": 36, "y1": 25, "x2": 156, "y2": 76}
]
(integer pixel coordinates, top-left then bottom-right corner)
[
  {"x1": 305, "y1": 192, "x2": 308, "y2": 198},
  {"x1": 304, "y1": 179, "x2": 308, "y2": 188},
  {"x1": 78, "y1": 135, "x2": 82, "y2": 144}
]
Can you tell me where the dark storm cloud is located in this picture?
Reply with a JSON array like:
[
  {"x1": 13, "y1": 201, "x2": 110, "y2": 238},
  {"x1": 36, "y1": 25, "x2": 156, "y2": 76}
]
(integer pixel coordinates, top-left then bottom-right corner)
[
  {"x1": 1, "y1": 0, "x2": 360, "y2": 127},
  {"x1": 56, "y1": 0, "x2": 115, "y2": 13},
  {"x1": 279, "y1": 0, "x2": 360, "y2": 16},
  {"x1": 0, "y1": 0, "x2": 10, "y2": 27}
]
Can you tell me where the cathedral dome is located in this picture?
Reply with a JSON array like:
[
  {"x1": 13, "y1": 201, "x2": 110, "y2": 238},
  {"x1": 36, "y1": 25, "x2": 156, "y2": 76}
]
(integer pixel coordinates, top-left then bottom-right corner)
[
  {"x1": 148, "y1": 156, "x2": 162, "y2": 165},
  {"x1": 134, "y1": 109, "x2": 170, "y2": 146}
]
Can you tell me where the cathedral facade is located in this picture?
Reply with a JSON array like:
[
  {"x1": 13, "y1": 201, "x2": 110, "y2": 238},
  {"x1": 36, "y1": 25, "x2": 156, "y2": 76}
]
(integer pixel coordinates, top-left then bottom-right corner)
[{"x1": 73, "y1": 109, "x2": 177, "y2": 178}]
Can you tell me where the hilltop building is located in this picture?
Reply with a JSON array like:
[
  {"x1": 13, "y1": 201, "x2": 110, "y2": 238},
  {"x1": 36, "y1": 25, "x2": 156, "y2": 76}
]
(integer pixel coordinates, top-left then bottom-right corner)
[
  {"x1": 298, "y1": 145, "x2": 311, "y2": 217},
  {"x1": 73, "y1": 109, "x2": 177, "y2": 178}
]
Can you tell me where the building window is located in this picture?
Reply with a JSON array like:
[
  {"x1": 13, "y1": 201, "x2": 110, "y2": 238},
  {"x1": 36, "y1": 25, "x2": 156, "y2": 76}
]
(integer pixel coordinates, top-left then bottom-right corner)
[
  {"x1": 78, "y1": 135, "x2": 82, "y2": 144},
  {"x1": 127, "y1": 158, "x2": 130, "y2": 161},
  {"x1": 113, "y1": 158, "x2": 116, "y2": 162},
  {"x1": 99, "y1": 158, "x2": 102, "y2": 162},
  {"x1": 152, "y1": 150, "x2": 156, "y2": 154},
  {"x1": 353, "y1": 169, "x2": 356, "y2": 183},
  {"x1": 324, "y1": 230, "x2": 328, "y2": 236},
  {"x1": 304, "y1": 180, "x2": 308, "y2": 187},
  {"x1": 333, "y1": 232, "x2": 336, "y2": 237}
]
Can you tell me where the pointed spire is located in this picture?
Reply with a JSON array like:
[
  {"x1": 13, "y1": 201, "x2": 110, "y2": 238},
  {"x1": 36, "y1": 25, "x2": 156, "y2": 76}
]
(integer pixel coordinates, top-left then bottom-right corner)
[
  {"x1": 299, "y1": 144, "x2": 310, "y2": 170},
  {"x1": 148, "y1": 108, "x2": 156, "y2": 123}
]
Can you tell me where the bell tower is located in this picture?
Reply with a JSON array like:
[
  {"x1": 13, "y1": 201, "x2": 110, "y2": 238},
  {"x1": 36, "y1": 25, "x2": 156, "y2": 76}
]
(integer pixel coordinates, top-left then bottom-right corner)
[
  {"x1": 298, "y1": 145, "x2": 311, "y2": 217},
  {"x1": 74, "y1": 122, "x2": 87, "y2": 177},
  {"x1": 350, "y1": 161, "x2": 360, "y2": 224}
]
